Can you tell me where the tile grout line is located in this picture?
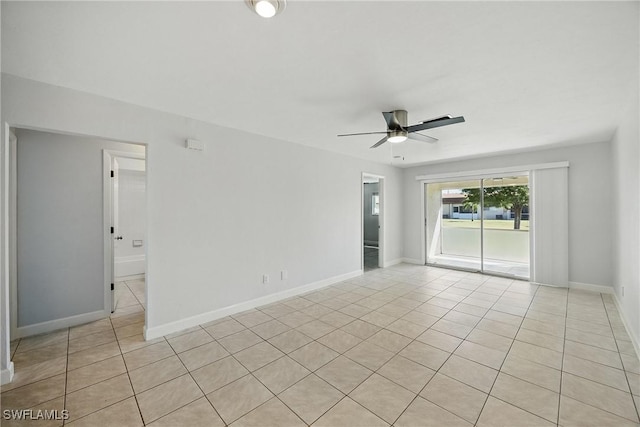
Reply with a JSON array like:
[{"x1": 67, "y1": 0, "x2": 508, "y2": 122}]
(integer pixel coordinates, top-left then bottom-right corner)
[
  {"x1": 201, "y1": 315, "x2": 359, "y2": 426},
  {"x1": 250, "y1": 270, "x2": 632, "y2": 427},
  {"x1": 62, "y1": 323, "x2": 131, "y2": 424},
  {"x1": 231, "y1": 283, "x2": 425, "y2": 425},
  {"x1": 217, "y1": 311, "x2": 359, "y2": 426},
  {"x1": 390, "y1": 273, "x2": 503, "y2": 426},
  {"x1": 126, "y1": 280, "x2": 146, "y2": 308},
  {"x1": 111, "y1": 287, "x2": 147, "y2": 426},
  {"x1": 535, "y1": 289, "x2": 581, "y2": 422},
  {"x1": 62, "y1": 312, "x2": 145, "y2": 424},
  {"x1": 236, "y1": 357, "x2": 330, "y2": 426},
  {"x1": 9, "y1": 337, "x2": 21, "y2": 361},
  {"x1": 560, "y1": 292, "x2": 640, "y2": 424},
  {"x1": 12, "y1": 267, "x2": 637, "y2": 427},
  {"x1": 540, "y1": 290, "x2": 640, "y2": 423},
  {"x1": 554, "y1": 287, "x2": 569, "y2": 427},
  {"x1": 61, "y1": 326, "x2": 70, "y2": 427},
  {"x1": 10, "y1": 274, "x2": 482, "y2": 414},
  {"x1": 288, "y1": 269, "x2": 472, "y2": 425},
  {"x1": 465, "y1": 275, "x2": 535, "y2": 426},
  {"x1": 116, "y1": 329, "x2": 214, "y2": 424},
  {"x1": 167, "y1": 331, "x2": 231, "y2": 427},
  {"x1": 602, "y1": 292, "x2": 640, "y2": 422},
  {"x1": 201, "y1": 316, "x2": 306, "y2": 425},
  {"x1": 199, "y1": 271, "x2": 459, "y2": 425}
]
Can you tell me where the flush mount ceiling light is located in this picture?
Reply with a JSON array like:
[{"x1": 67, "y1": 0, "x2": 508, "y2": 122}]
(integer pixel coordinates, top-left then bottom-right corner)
[
  {"x1": 246, "y1": 0, "x2": 286, "y2": 18},
  {"x1": 387, "y1": 130, "x2": 408, "y2": 144}
]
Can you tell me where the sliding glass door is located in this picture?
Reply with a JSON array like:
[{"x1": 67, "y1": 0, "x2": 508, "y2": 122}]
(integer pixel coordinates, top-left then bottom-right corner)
[
  {"x1": 425, "y1": 175, "x2": 530, "y2": 279},
  {"x1": 426, "y1": 180, "x2": 482, "y2": 271},
  {"x1": 480, "y1": 176, "x2": 530, "y2": 278}
]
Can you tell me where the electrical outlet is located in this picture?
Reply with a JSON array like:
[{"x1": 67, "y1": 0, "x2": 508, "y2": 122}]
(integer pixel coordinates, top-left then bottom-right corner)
[
  {"x1": 263, "y1": 274, "x2": 269, "y2": 284},
  {"x1": 281, "y1": 270, "x2": 288, "y2": 280}
]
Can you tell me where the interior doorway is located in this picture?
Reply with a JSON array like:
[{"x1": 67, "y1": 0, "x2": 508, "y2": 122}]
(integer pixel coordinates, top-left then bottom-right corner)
[
  {"x1": 425, "y1": 175, "x2": 530, "y2": 279},
  {"x1": 10, "y1": 129, "x2": 147, "y2": 339},
  {"x1": 362, "y1": 173, "x2": 384, "y2": 271},
  {"x1": 104, "y1": 150, "x2": 147, "y2": 316}
]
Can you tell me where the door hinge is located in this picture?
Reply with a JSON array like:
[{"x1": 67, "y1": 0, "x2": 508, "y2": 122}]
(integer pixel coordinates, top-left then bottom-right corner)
[
  {"x1": 110, "y1": 170, "x2": 114, "y2": 178},
  {"x1": 110, "y1": 226, "x2": 114, "y2": 234},
  {"x1": 111, "y1": 283, "x2": 114, "y2": 291}
]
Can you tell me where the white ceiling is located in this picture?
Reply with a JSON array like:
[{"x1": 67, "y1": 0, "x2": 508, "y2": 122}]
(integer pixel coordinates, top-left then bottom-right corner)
[{"x1": 2, "y1": 1, "x2": 638, "y2": 167}]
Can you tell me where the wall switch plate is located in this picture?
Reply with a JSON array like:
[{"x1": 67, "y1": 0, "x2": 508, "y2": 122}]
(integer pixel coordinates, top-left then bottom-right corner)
[
  {"x1": 263, "y1": 274, "x2": 269, "y2": 284},
  {"x1": 281, "y1": 270, "x2": 288, "y2": 280}
]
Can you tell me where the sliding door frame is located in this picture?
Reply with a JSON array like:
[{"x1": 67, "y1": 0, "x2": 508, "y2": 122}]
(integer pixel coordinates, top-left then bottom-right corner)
[{"x1": 418, "y1": 162, "x2": 568, "y2": 279}]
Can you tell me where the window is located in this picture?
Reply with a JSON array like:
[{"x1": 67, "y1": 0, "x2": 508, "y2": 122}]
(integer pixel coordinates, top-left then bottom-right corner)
[{"x1": 372, "y1": 193, "x2": 380, "y2": 215}]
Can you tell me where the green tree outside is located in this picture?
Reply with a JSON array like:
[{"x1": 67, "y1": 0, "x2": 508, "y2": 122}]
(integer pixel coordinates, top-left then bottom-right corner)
[{"x1": 462, "y1": 186, "x2": 529, "y2": 230}]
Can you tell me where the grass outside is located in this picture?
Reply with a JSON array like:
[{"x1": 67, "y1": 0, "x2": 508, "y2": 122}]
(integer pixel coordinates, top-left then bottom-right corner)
[{"x1": 443, "y1": 219, "x2": 530, "y2": 231}]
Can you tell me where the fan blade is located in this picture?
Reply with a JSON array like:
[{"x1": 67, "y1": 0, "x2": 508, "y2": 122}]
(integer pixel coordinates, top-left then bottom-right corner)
[
  {"x1": 408, "y1": 132, "x2": 439, "y2": 143},
  {"x1": 370, "y1": 136, "x2": 388, "y2": 149},
  {"x1": 422, "y1": 115, "x2": 452, "y2": 123},
  {"x1": 337, "y1": 131, "x2": 388, "y2": 137},
  {"x1": 406, "y1": 116, "x2": 465, "y2": 133}
]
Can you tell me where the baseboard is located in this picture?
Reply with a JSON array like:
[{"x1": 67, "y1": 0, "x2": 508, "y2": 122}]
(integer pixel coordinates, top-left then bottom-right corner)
[
  {"x1": 1, "y1": 362, "x2": 14, "y2": 385},
  {"x1": 569, "y1": 281, "x2": 614, "y2": 294},
  {"x1": 15, "y1": 310, "x2": 107, "y2": 339},
  {"x1": 613, "y1": 293, "x2": 640, "y2": 361},
  {"x1": 144, "y1": 269, "x2": 363, "y2": 340},
  {"x1": 115, "y1": 255, "x2": 145, "y2": 278},
  {"x1": 401, "y1": 258, "x2": 425, "y2": 265},
  {"x1": 382, "y1": 258, "x2": 404, "y2": 268}
]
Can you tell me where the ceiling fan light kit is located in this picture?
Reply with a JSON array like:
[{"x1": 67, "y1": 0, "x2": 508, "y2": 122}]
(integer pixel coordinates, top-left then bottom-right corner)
[
  {"x1": 387, "y1": 130, "x2": 408, "y2": 143},
  {"x1": 246, "y1": 0, "x2": 286, "y2": 18},
  {"x1": 338, "y1": 109, "x2": 465, "y2": 149}
]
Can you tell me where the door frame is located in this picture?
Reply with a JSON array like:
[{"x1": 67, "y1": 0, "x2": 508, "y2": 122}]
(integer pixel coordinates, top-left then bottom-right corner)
[
  {"x1": 1, "y1": 123, "x2": 148, "y2": 385},
  {"x1": 103, "y1": 150, "x2": 146, "y2": 314},
  {"x1": 8, "y1": 128, "x2": 17, "y2": 341},
  {"x1": 362, "y1": 172, "x2": 384, "y2": 270},
  {"x1": 5, "y1": 126, "x2": 147, "y2": 339}
]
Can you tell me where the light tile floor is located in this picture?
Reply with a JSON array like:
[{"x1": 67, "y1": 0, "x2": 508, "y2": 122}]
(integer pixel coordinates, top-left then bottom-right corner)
[{"x1": 3, "y1": 265, "x2": 639, "y2": 426}]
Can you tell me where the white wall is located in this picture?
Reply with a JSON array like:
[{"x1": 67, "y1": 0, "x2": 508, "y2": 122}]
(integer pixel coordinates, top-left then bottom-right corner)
[
  {"x1": 16, "y1": 129, "x2": 143, "y2": 329},
  {"x1": 403, "y1": 141, "x2": 613, "y2": 288},
  {"x1": 611, "y1": 87, "x2": 640, "y2": 346},
  {"x1": 363, "y1": 182, "x2": 379, "y2": 245},
  {"x1": 0, "y1": 74, "x2": 404, "y2": 339}
]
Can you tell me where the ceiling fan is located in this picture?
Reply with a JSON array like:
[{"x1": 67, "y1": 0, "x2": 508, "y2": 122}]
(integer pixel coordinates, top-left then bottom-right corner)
[{"x1": 338, "y1": 110, "x2": 465, "y2": 149}]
